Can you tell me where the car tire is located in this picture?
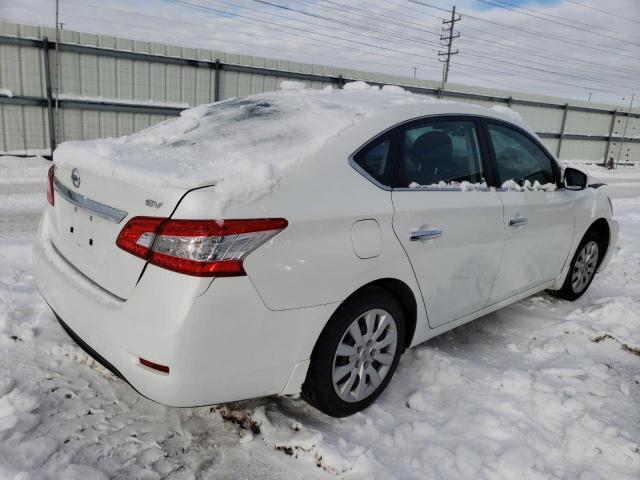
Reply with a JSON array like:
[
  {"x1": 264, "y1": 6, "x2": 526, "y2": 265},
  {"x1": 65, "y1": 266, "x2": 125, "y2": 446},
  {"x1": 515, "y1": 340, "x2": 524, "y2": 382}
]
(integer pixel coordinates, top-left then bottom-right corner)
[
  {"x1": 302, "y1": 287, "x2": 406, "y2": 418},
  {"x1": 548, "y1": 229, "x2": 604, "y2": 301}
]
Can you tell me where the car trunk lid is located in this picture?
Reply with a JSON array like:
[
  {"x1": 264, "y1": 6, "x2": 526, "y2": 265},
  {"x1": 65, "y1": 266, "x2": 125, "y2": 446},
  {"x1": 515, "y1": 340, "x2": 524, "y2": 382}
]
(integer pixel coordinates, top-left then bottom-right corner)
[{"x1": 49, "y1": 164, "x2": 200, "y2": 299}]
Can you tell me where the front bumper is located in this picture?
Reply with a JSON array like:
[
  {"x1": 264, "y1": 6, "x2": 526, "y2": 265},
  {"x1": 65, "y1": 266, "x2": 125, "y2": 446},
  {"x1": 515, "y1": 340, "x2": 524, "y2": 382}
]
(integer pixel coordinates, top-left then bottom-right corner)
[{"x1": 33, "y1": 213, "x2": 336, "y2": 407}]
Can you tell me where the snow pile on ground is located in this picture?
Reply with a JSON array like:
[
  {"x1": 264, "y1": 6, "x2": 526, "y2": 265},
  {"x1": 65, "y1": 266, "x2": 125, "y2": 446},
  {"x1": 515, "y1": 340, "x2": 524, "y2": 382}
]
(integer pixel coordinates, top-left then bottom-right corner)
[
  {"x1": 0, "y1": 88, "x2": 13, "y2": 98},
  {"x1": 0, "y1": 154, "x2": 639, "y2": 478},
  {"x1": 0, "y1": 156, "x2": 49, "y2": 240},
  {"x1": 0, "y1": 156, "x2": 50, "y2": 186}
]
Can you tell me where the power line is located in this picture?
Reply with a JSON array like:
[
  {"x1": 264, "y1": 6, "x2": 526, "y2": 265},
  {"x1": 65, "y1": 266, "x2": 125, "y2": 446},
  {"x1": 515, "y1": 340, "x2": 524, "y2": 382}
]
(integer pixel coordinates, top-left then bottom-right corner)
[
  {"x1": 332, "y1": 0, "x2": 640, "y2": 79},
  {"x1": 404, "y1": 0, "x2": 640, "y2": 59},
  {"x1": 483, "y1": 0, "x2": 640, "y2": 39},
  {"x1": 461, "y1": 12, "x2": 640, "y2": 59},
  {"x1": 474, "y1": 0, "x2": 640, "y2": 48},
  {"x1": 379, "y1": 0, "x2": 640, "y2": 71},
  {"x1": 316, "y1": 0, "x2": 444, "y2": 35},
  {"x1": 456, "y1": 23, "x2": 640, "y2": 77},
  {"x1": 457, "y1": 35, "x2": 640, "y2": 81},
  {"x1": 166, "y1": 0, "x2": 444, "y2": 64},
  {"x1": 200, "y1": 0, "x2": 640, "y2": 92},
  {"x1": 243, "y1": 0, "x2": 637, "y2": 89},
  {"x1": 453, "y1": 58, "x2": 627, "y2": 94},
  {"x1": 458, "y1": 50, "x2": 637, "y2": 91},
  {"x1": 564, "y1": 0, "x2": 640, "y2": 25},
  {"x1": 240, "y1": 0, "x2": 446, "y2": 49},
  {"x1": 33, "y1": 2, "x2": 437, "y2": 75}
]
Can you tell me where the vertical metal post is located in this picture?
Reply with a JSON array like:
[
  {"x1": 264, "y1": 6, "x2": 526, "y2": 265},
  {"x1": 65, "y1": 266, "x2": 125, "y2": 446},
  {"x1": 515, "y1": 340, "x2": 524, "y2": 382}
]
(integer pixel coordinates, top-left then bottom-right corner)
[
  {"x1": 604, "y1": 110, "x2": 617, "y2": 166},
  {"x1": 42, "y1": 37, "x2": 56, "y2": 155},
  {"x1": 616, "y1": 93, "x2": 634, "y2": 167},
  {"x1": 557, "y1": 103, "x2": 569, "y2": 158},
  {"x1": 214, "y1": 59, "x2": 221, "y2": 102}
]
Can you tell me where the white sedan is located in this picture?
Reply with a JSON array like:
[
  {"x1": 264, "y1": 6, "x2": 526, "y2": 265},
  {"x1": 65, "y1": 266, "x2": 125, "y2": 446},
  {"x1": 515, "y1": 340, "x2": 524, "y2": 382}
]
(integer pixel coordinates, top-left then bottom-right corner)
[{"x1": 33, "y1": 86, "x2": 618, "y2": 417}]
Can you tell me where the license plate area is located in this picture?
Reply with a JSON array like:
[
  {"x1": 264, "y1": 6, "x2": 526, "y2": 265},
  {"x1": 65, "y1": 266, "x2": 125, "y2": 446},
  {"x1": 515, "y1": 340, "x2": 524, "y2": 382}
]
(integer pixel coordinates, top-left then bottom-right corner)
[{"x1": 57, "y1": 200, "x2": 111, "y2": 264}]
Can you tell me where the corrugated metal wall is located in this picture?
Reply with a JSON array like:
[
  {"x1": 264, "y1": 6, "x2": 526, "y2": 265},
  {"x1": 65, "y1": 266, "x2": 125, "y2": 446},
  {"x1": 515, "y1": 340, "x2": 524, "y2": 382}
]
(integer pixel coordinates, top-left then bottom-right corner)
[{"x1": 1, "y1": 20, "x2": 638, "y2": 163}]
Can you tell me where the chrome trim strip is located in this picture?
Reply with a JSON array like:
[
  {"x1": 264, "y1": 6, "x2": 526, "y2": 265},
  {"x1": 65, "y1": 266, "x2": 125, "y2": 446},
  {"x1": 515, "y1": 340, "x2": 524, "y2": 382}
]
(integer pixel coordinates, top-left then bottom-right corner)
[{"x1": 53, "y1": 177, "x2": 128, "y2": 224}]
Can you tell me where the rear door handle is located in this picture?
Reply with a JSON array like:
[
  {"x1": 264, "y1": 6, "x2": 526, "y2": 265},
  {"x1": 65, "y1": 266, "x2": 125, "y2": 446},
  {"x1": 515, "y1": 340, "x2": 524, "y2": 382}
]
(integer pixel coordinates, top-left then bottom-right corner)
[
  {"x1": 410, "y1": 229, "x2": 442, "y2": 241},
  {"x1": 509, "y1": 216, "x2": 528, "y2": 227}
]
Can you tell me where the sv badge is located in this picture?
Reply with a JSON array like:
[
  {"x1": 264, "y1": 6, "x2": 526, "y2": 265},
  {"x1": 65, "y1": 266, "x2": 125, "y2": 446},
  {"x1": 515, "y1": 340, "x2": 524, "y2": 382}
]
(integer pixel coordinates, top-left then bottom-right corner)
[{"x1": 145, "y1": 199, "x2": 164, "y2": 209}]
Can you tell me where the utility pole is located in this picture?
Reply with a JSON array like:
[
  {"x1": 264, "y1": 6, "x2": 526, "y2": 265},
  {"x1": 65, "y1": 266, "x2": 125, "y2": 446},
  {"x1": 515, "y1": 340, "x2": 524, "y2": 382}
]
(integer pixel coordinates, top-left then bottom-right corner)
[
  {"x1": 616, "y1": 92, "x2": 635, "y2": 167},
  {"x1": 54, "y1": 0, "x2": 60, "y2": 153},
  {"x1": 412, "y1": 66, "x2": 417, "y2": 80},
  {"x1": 438, "y1": 6, "x2": 460, "y2": 93}
]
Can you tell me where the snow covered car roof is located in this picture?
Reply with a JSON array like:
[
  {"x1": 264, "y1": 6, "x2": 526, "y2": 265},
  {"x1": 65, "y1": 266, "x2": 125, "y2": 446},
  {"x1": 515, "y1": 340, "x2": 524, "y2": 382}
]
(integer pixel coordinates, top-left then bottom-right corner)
[{"x1": 54, "y1": 81, "x2": 526, "y2": 203}]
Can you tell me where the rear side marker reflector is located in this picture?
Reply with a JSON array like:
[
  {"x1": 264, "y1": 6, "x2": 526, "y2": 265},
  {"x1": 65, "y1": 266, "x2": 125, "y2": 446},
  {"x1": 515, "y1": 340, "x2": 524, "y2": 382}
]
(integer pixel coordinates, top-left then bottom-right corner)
[
  {"x1": 139, "y1": 357, "x2": 170, "y2": 374},
  {"x1": 47, "y1": 165, "x2": 55, "y2": 206},
  {"x1": 116, "y1": 217, "x2": 288, "y2": 277}
]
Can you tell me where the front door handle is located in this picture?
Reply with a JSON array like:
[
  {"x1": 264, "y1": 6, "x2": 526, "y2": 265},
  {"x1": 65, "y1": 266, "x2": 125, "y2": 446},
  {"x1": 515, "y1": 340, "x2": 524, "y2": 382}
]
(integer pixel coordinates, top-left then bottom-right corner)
[
  {"x1": 509, "y1": 216, "x2": 528, "y2": 227},
  {"x1": 410, "y1": 229, "x2": 443, "y2": 241}
]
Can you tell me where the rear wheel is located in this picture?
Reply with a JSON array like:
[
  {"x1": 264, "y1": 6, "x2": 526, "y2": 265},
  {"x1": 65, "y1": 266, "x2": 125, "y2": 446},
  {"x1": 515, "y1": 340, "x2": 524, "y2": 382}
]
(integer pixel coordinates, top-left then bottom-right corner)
[
  {"x1": 549, "y1": 230, "x2": 603, "y2": 301},
  {"x1": 302, "y1": 288, "x2": 405, "y2": 417}
]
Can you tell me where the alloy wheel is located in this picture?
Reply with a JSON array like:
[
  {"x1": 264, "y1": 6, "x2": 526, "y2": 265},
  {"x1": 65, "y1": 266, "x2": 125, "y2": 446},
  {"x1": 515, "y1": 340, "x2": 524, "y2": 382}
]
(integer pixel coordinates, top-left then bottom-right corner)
[
  {"x1": 571, "y1": 240, "x2": 599, "y2": 293},
  {"x1": 332, "y1": 308, "x2": 398, "y2": 403}
]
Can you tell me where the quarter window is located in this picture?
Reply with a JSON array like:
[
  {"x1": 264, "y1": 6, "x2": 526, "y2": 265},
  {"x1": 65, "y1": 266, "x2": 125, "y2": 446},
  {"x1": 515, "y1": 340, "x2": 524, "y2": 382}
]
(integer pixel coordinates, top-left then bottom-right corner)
[
  {"x1": 487, "y1": 123, "x2": 555, "y2": 186},
  {"x1": 352, "y1": 136, "x2": 392, "y2": 186},
  {"x1": 398, "y1": 120, "x2": 484, "y2": 188}
]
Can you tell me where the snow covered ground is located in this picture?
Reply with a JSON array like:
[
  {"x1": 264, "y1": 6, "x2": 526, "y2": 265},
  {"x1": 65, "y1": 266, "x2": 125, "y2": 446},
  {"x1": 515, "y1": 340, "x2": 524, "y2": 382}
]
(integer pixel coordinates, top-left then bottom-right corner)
[{"x1": 0, "y1": 156, "x2": 639, "y2": 479}]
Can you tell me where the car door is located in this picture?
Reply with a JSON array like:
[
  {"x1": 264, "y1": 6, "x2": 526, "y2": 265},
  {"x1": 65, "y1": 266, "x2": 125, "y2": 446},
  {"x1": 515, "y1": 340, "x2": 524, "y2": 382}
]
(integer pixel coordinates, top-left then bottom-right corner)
[
  {"x1": 484, "y1": 120, "x2": 575, "y2": 304},
  {"x1": 388, "y1": 117, "x2": 505, "y2": 328}
]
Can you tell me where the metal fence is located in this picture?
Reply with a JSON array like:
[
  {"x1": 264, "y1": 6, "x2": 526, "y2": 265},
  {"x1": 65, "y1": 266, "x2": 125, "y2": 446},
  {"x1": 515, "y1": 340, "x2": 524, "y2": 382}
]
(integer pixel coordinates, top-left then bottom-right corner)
[{"x1": 1, "y1": 20, "x2": 638, "y2": 162}]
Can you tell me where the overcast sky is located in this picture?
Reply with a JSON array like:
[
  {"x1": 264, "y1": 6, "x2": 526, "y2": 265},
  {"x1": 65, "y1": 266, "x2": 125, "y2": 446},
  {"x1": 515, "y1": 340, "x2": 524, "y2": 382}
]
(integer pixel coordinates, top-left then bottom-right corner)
[{"x1": 1, "y1": 0, "x2": 638, "y2": 107}]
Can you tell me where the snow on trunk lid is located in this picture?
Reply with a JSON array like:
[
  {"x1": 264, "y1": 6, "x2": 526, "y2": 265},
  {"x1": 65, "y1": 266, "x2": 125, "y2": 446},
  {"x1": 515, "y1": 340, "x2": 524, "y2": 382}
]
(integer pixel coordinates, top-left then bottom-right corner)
[{"x1": 53, "y1": 84, "x2": 442, "y2": 217}]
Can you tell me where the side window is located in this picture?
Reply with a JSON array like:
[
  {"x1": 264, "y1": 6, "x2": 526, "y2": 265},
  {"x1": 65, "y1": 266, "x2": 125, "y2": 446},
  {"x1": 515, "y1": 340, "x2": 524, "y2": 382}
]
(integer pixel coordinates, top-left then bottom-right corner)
[
  {"x1": 487, "y1": 123, "x2": 555, "y2": 186},
  {"x1": 398, "y1": 120, "x2": 484, "y2": 188},
  {"x1": 353, "y1": 136, "x2": 392, "y2": 186}
]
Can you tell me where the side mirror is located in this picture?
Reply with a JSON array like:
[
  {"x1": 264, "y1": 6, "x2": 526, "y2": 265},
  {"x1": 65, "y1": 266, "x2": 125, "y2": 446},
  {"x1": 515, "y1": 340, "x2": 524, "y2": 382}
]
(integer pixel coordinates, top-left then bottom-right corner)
[{"x1": 563, "y1": 167, "x2": 588, "y2": 191}]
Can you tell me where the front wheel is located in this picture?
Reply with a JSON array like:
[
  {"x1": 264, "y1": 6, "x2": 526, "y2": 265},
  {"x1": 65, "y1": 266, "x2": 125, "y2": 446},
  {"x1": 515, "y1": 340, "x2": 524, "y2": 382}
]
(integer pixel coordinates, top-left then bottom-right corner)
[
  {"x1": 549, "y1": 230, "x2": 603, "y2": 301},
  {"x1": 302, "y1": 288, "x2": 405, "y2": 417}
]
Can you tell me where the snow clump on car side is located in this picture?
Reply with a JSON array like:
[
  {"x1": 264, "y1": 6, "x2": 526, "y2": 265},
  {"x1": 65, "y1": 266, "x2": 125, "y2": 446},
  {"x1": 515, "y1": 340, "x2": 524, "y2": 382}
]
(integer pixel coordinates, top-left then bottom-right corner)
[{"x1": 501, "y1": 179, "x2": 557, "y2": 192}]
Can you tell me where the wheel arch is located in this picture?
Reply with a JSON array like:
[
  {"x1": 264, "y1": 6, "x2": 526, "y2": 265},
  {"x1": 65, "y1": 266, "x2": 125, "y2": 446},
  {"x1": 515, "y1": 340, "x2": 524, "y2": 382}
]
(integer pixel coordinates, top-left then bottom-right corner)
[
  {"x1": 321, "y1": 278, "x2": 418, "y2": 352},
  {"x1": 585, "y1": 217, "x2": 610, "y2": 265}
]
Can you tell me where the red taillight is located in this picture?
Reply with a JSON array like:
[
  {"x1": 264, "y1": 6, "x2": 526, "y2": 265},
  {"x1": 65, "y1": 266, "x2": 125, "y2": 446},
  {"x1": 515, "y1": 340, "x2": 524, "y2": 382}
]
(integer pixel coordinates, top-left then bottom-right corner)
[
  {"x1": 115, "y1": 217, "x2": 164, "y2": 259},
  {"x1": 47, "y1": 165, "x2": 55, "y2": 206},
  {"x1": 116, "y1": 217, "x2": 288, "y2": 277}
]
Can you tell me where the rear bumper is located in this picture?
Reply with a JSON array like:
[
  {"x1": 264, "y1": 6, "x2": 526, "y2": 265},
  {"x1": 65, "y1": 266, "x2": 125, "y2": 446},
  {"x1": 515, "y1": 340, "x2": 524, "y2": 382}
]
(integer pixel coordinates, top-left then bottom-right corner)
[{"x1": 33, "y1": 213, "x2": 336, "y2": 407}]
